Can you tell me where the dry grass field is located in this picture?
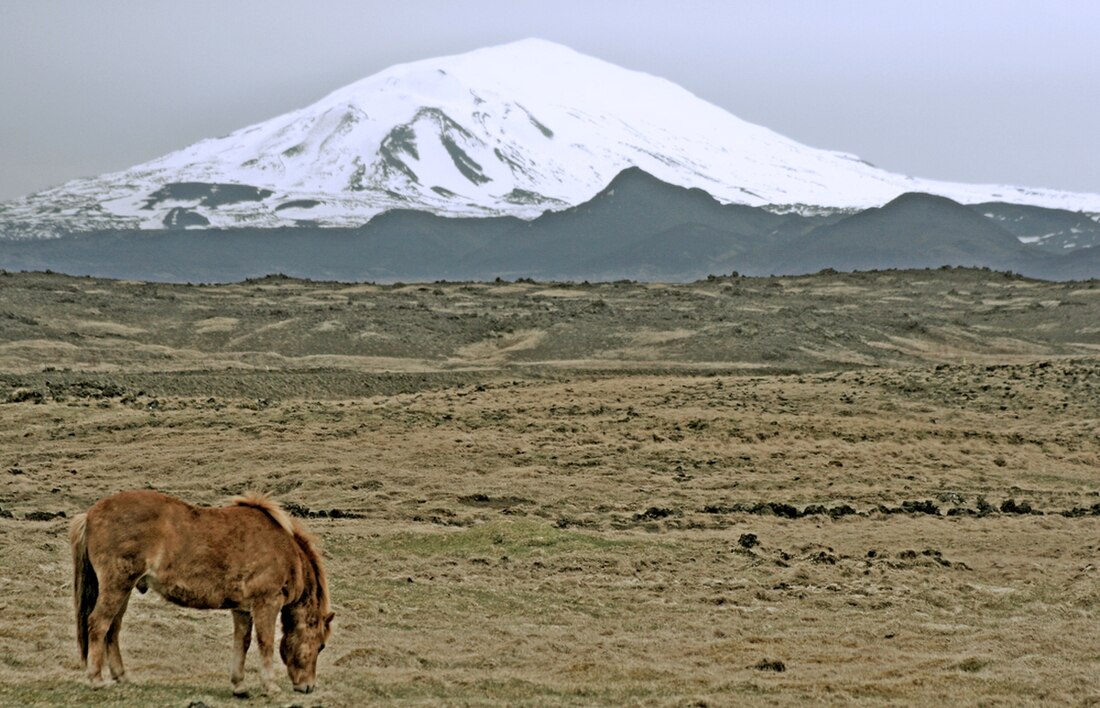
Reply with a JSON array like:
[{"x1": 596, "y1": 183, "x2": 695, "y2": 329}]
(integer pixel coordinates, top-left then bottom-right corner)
[{"x1": 1, "y1": 268, "x2": 1099, "y2": 705}]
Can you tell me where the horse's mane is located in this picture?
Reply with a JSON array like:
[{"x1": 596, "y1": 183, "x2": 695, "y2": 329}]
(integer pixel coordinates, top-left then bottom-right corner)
[
  {"x1": 232, "y1": 492, "x2": 295, "y2": 535},
  {"x1": 232, "y1": 492, "x2": 329, "y2": 614},
  {"x1": 295, "y1": 525, "x2": 330, "y2": 616}
]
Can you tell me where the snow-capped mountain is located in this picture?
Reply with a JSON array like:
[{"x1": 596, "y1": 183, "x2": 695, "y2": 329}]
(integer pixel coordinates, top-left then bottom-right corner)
[{"x1": 3, "y1": 38, "x2": 1099, "y2": 239}]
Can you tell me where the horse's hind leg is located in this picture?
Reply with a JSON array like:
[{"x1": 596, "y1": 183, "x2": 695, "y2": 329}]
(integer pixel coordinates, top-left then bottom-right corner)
[
  {"x1": 104, "y1": 592, "x2": 132, "y2": 682},
  {"x1": 230, "y1": 609, "x2": 253, "y2": 696},
  {"x1": 86, "y1": 584, "x2": 133, "y2": 688}
]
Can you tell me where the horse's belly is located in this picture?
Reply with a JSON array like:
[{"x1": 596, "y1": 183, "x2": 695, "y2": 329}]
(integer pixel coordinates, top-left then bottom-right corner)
[{"x1": 143, "y1": 572, "x2": 242, "y2": 610}]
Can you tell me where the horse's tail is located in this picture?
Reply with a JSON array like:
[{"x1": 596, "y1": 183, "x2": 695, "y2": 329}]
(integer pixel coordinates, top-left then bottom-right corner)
[{"x1": 69, "y1": 513, "x2": 97, "y2": 665}]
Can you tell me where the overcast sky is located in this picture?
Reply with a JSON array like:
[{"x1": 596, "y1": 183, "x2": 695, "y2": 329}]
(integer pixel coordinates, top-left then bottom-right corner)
[{"x1": 1, "y1": 0, "x2": 1097, "y2": 202}]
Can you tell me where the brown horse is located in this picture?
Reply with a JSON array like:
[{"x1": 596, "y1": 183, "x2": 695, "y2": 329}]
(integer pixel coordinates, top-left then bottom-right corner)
[{"x1": 70, "y1": 490, "x2": 334, "y2": 695}]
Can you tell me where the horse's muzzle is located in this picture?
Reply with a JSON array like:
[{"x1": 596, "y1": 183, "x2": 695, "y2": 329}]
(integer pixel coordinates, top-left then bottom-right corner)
[{"x1": 293, "y1": 683, "x2": 315, "y2": 694}]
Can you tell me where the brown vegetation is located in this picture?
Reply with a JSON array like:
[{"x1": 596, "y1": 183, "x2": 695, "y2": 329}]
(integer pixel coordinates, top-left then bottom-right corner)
[{"x1": 0, "y1": 268, "x2": 1098, "y2": 705}]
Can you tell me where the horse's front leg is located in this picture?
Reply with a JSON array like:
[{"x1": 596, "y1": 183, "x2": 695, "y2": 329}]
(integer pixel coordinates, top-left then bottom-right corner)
[
  {"x1": 251, "y1": 600, "x2": 281, "y2": 695},
  {"x1": 230, "y1": 609, "x2": 253, "y2": 696}
]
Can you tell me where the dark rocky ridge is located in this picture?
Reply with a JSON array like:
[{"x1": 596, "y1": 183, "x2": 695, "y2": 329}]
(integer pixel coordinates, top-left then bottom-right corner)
[{"x1": 0, "y1": 168, "x2": 1095, "y2": 283}]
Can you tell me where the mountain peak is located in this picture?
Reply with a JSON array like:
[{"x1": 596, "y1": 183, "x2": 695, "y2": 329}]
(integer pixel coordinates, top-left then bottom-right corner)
[
  {"x1": 880, "y1": 191, "x2": 969, "y2": 212},
  {"x1": 874, "y1": 192, "x2": 1004, "y2": 229},
  {"x1": 586, "y1": 167, "x2": 722, "y2": 207},
  {"x1": 467, "y1": 37, "x2": 584, "y2": 58},
  {"x1": 782, "y1": 189, "x2": 1029, "y2": 275}
]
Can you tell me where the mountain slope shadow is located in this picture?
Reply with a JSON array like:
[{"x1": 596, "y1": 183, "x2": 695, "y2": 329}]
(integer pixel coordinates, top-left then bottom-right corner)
[
  {"x1": 770, "y1": 192, "x2": 1039, "y2": 275},
  {"x1": 457, "y1": 167, "x2": 787, "y2": 279},
  {"x1": 968, "y1": 201, "x2": 1100, "y2": 253}
]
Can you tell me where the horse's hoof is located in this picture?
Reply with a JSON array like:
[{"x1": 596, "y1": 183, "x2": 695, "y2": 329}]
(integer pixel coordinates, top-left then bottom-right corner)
[
  {"x1": 89, "y1": 677, "x2": 115, "y2": 690},
  {"x1": 232, "y1": 687, "x2": 250, "y2": 699}
]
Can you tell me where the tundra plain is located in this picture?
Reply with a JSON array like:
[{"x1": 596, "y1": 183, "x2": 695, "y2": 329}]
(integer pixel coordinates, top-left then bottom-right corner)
[{"x1": 1, "y1": 268, "x2": 1099, "y2": 706}]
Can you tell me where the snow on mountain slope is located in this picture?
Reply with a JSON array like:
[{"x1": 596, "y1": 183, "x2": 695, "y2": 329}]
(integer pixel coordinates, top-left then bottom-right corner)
[{"x1": 3, "y1": 38, "x2": 1099, "y2": 239}]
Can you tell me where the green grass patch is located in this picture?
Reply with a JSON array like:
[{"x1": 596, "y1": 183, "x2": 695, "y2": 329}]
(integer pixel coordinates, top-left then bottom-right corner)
[
  {"x1": 376, "y1": 519, "x2": 631, "y2": 559},
  {"x1": 0, "y1": 680, "x2": 229, "y2": 707},
  {"x1": 956, "y1": 656, "x2": 990, "y2": 672},
  {"x1": 0, "y1": 653, "x2": 26, "y2": 668}
]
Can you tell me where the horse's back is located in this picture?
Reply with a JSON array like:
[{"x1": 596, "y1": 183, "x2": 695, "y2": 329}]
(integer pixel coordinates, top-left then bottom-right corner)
[
  {"x1": 86, "y1": 490, "x2": 296, "y2": 556},
  {"x1": 83, "y1": 490, "x2": 188, "y2": 567},
  {"x1": 87, "y1": 490, "x2": 190, "y2": 523},
  {"x1": 85, "y1": 490, "x2": 188, "y2": 545},
  {"x1": 82, "y1": 490, "x2": 304, "y2": 609}
]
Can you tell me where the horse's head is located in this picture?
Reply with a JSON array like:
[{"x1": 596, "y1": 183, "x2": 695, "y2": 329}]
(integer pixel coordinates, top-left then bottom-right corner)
[{"x1": 280, "y1": 604, "x2": 334, "y2": 693}]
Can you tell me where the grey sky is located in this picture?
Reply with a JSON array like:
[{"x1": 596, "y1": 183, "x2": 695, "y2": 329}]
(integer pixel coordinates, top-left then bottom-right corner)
[{"x1": 1, "y1": 0, "x2": 1097, "y2": 202}]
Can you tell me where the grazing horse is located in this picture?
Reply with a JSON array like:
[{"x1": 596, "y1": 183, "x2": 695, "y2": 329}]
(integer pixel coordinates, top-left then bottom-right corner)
[{"x1": 69, "y1": 490, "x2": 334, "y2": 695}]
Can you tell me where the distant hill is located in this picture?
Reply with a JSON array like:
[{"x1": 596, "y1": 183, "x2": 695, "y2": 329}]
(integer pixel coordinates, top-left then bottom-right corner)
[
  {"x1": 0, "y1": 170, "x2": 1095, "y2": 283},
  {"x1": 968, "y1": 202, "x2": 1100, "y2": 253},
  {"x1": 456, "y1": 168, "x2": 794, "y2": 280},
  {"x1": 771, "y1": 192, "x2": 1035, "y2": 274}
]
